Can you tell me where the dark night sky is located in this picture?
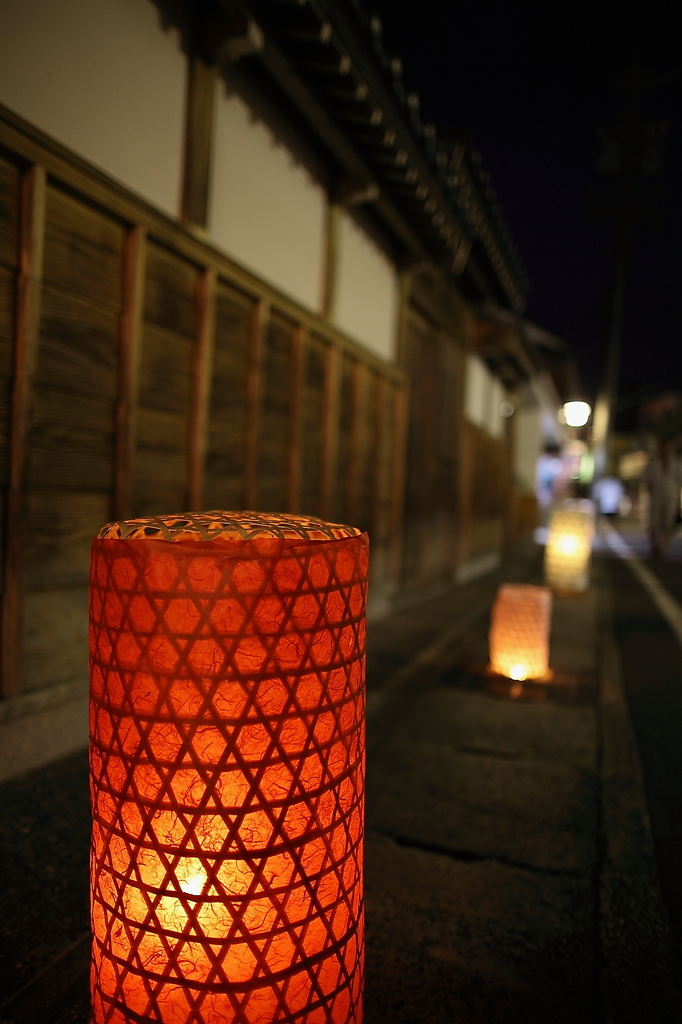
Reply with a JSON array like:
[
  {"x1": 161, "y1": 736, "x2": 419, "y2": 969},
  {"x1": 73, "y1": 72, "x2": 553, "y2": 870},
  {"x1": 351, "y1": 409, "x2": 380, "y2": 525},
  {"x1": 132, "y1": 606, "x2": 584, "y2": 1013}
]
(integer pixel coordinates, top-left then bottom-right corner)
[{"x1": 367, "y1": 0, "x2": 680, "y2": 402}]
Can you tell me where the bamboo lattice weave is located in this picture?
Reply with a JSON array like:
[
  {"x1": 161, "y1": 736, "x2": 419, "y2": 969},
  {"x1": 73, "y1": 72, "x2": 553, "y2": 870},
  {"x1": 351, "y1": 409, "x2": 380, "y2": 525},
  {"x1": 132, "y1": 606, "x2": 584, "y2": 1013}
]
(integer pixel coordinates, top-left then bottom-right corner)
[
  {"x1": 89, "y1": 512, "x2": 368, "y2": 1024},
  {"x1": 489, "y1": 583, "x2": 552, "y2": 682},
  {"x1": 97, "y1": 512, "x2": 361, "y2": 544}
]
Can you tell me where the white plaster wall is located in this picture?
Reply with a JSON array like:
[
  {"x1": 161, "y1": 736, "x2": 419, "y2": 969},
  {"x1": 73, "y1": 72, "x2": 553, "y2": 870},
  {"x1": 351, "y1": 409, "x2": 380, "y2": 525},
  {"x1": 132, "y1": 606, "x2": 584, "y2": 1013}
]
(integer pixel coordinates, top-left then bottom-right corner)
[
  {"x1": 0, "y1": 0, "x2": 187, "y2": 217},
  {"x1": 488, "y1": 378, "x2": 505, "y2": 438},
  {"x1": 465, "y1": 355, "x2": 506, "y2": 438},
  {"x1": 514, "y1": 404, "x2": 542, "y2": 491},
  {"x1": 209, "y1": 86, "x2": 326, "y2": 312},
  {"x1": 333, "y1": 210, "x2": 399, "y2": 361},
  {"x1": 464, "y1": 354, "x2": 487, "y2": 429}
]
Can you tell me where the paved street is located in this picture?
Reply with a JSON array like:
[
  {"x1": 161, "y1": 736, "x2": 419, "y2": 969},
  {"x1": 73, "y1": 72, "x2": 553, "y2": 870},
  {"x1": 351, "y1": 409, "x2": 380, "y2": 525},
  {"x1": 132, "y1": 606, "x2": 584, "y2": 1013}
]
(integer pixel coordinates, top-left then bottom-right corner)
[
  {"x1": 2, "y1": 532, "x2": 682, "y2": 1023},
  {"x1": 364, "y1": 532, "x2": 682, "y2": 1023},
  {"x1": 604, "y1": 542, "x2": 682, "y2": 978}
]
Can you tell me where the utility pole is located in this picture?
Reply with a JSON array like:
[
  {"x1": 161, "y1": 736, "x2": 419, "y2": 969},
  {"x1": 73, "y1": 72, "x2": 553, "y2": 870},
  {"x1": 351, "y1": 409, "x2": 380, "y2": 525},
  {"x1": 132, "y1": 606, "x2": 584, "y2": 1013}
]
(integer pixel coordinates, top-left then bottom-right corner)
[
  {"x1": 591, "y1": 67, "x2": 668, "y2": 478},
  {"x1": 591, "y1": 71, "x2": 640, "y2": 479}
]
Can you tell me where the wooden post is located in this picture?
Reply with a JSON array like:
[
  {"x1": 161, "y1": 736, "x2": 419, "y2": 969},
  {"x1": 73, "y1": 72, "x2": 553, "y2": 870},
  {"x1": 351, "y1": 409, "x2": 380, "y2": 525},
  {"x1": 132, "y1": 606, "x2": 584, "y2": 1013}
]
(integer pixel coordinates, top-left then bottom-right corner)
[
  {"x1": 188, "y1": 266, "x2": 216, "y2": 510},
  {"x1": 244, "y1": 299, "x2": 267, "y2": 509},
  {"x1": 395, "y1": 270, "x2": 412, "y2": 370},
  {"x1": 345, "y1": 360, "x2": 364, "y2": 527},
  {"x1": 454, "y1": 339, "x2": 471, "y2": 574},
  {"x1": 181, "y1": 57, "x2": 217, "y2": 230},
  {"x1": 387, "y1": 381, "x2": 408, "y2": 587},
  {"x1": 1, "y1": 164, "x2": 46, "y2": 698},
  {"x1": 114, "y1": 226, "x2": 146, "y2": 521},
  {"x1": 373, "y1": 376, "x2": 388, "y2": 545},
  {"x1": 456, "y1": 422, "x2": 474, "y2": 571},
  {"x1": 287, "y1": 325, "x2": 306, "y2": 513},
  {"x1": 321, "y1": 203, "x2": 340, "y2": 320},
  {"x1": 320, "y1": 344, "x2": 341, "y2": 520}
]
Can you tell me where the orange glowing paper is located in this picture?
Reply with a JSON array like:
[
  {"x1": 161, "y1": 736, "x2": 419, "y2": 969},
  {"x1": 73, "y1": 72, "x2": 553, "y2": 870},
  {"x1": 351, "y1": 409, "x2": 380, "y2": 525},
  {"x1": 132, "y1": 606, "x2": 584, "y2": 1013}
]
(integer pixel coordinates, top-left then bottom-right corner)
[
  {"x1": 89, "y1": 512, "x2": 368, "y2": 1024},
  {"x1": 488, "y1": 583, "x2": 552, "y2": 681}
]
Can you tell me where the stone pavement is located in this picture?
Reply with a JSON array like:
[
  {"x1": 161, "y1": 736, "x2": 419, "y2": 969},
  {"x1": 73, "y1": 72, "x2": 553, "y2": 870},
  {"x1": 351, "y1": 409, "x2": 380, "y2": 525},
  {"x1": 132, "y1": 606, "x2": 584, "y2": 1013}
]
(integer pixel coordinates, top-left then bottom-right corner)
[
  {"x1": 1, "y1": 538, "x2": 681, "y2": 1023},
  {"x1": 363, "y1": 541, "x2": 682, "y2": 1024}
]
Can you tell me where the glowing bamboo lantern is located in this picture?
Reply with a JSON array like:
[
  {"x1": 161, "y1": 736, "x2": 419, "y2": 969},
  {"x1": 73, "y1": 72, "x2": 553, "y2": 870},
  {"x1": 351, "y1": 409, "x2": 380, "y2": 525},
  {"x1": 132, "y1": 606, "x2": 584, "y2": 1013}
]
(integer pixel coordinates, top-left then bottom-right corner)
[
  {"x1": 544, "y1": 507, "x2": 592, "y2": 593},
  {"x1": 489, "y1": 583, "x2": 552, "y2": 681},
  {"x1": 89, "y1": 512, "x2": 368, "y2": 1024}
]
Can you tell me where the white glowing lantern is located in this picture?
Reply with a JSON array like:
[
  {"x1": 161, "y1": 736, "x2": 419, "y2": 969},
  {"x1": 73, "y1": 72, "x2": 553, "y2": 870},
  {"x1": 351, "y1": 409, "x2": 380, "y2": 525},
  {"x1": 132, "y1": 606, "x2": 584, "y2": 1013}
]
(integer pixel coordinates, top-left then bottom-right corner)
[
  {"x1": 545, "y1": 507, "x2": 592, "y2": 593},
  {"x1": 489, "y1": 584, "x2": 553, "y2": 681},
  {"x1": 563, "y1": 401, "x2": 591, "y2": 427}
]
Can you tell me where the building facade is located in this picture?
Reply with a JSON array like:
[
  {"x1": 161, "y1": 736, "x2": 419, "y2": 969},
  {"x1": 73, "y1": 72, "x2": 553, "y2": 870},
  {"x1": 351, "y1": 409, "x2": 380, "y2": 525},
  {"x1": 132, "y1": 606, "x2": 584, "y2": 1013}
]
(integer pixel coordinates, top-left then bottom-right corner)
[{"x1": 0, "y1": 0, "x2": 547, "y2": 779}]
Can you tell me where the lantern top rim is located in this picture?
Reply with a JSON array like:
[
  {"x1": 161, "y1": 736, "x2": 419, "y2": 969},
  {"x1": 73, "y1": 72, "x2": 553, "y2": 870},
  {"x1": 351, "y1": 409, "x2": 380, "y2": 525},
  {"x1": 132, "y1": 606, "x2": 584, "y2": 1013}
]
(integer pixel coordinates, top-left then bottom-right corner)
[
  {"x1": 97, "y1": 511, "x2": 363, "y2": 544},
  {"x1": 495, "y1": 583, "x2": 552, "y2": 606}
]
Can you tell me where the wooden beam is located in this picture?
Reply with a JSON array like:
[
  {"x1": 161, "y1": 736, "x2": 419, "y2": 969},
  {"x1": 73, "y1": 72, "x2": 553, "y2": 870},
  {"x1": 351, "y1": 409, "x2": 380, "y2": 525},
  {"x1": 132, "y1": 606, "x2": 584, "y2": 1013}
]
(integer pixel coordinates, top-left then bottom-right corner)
[
  {"x1": 256, "y1": 43, "x2": 428, "y2": 262},
  {"x1": 181, "y1": 57, "x2": 217, "y2": 230},
  {"x1": 1, "y1": 164, "x2": 46, "y2": 698},
  {"x1": 114, "y1": 226, "x2": 146, "y2": 521},
  {"x1": 320, "y1": 343, "x2": 341, "y2": 521},
  {"x1": 287, "y1": 325, "x2": 306, "y2": 513},
  {"x1": 188, "y1": 266, "x2": 216, "y2": 511},
  {"x1": 244, "y1": 299, "x2": 268, "y2": 509}
]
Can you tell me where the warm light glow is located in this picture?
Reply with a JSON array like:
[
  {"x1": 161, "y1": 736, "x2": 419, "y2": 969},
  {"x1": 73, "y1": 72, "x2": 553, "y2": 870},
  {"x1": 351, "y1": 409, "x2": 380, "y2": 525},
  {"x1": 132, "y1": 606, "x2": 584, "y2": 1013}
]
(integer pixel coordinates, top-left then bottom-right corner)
[
  {"x1": 489, "y1": 584, "x2": 552, "y2": 681},
  {"x1": 558, "y1": 533, "x2": 579, "y2": 555},
  {"x1": 545, "y1": 506, "x2": 592, "y2": 593},
  {"x1": 180, "y1": 867, "x2": 208, "y2": 897},
  {"x1": 89, "y1": 512, "x2": 368, "y2": 1024},
  {"x1": 563, "y1": 401, "x2": 591, "y2": 427}
]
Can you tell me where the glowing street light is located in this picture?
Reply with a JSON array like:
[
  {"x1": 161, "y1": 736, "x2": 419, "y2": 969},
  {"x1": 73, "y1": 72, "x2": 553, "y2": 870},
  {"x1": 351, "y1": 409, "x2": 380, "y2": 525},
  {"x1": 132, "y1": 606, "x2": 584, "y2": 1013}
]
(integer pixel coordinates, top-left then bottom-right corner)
[{"x1": 563, "y1": 401, "x2": 591, "y2": 428}]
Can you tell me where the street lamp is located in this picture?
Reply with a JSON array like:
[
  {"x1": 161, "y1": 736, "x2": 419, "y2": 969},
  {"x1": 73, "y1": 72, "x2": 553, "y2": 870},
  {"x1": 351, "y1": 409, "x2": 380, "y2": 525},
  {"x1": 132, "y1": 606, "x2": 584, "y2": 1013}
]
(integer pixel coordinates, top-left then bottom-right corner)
[{"x1": 563, "y1": 401, "x2": 591, "y2": 428}]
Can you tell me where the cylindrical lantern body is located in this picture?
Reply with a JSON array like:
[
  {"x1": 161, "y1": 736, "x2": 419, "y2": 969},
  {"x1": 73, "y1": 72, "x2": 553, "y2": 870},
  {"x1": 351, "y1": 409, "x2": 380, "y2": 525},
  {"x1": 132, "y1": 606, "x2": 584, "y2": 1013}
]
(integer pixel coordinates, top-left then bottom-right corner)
[
  {"x1": 544, "y1": 507, "x2": 592, "y2": 593},
  {"x1": 89, "y1": 513, "x2": 368, "y2": 1024},
  {"x1": 489, "y1": 583, "x2": 552, "y2": 681}
]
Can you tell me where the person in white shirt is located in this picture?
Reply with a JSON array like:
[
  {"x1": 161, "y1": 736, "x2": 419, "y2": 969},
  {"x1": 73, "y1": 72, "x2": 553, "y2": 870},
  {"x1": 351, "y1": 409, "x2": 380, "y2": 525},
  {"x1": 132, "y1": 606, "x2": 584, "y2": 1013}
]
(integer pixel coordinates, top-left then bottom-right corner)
[
  {"x1": 592, "y1": 475, "x2": 624, "y2": 518},
  {"x1": 645, "y1": 436, "x2": 682, "y2": 557}
]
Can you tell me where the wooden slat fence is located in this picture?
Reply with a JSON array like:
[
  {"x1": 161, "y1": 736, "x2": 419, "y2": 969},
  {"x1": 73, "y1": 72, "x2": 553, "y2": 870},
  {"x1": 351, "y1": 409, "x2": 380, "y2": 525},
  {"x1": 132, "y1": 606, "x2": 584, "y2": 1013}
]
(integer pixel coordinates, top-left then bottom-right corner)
[
  {"x1": 0, "y1": 107, "x2": 406, "y2": 698},
  {"x1": 401, "y1": 310, "x2": 462, "y2": 591}
]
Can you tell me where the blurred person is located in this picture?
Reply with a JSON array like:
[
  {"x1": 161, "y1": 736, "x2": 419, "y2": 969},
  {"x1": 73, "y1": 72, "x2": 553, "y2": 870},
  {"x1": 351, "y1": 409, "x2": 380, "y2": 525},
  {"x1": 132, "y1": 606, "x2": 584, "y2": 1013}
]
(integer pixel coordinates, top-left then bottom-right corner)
[
  {"x1": 592, "y1": 474, "x2": 624, "y2": 519},
  {"x1": 645, "y1": 435, "x2": 682, "y2": 557},
  {"x1": 536, "y1": 445, "x2": 564, "y2": 524}
]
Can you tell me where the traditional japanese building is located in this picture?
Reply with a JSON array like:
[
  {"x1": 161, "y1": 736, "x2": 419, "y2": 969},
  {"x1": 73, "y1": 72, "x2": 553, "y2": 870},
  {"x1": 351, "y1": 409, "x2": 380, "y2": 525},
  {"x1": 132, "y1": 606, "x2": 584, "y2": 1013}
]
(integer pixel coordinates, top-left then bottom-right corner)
[{"x1": 0, "y1": 0, "x2": 558, "y2": 778}]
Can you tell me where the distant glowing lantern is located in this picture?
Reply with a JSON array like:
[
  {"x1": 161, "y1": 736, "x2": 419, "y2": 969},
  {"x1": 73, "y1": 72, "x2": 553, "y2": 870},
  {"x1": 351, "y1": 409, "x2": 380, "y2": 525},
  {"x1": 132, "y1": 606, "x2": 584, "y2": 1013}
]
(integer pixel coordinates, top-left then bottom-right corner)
[
  {"x1": 489, "y1": 583, "x2": 553, "y2": 681},
  {"x1": 545, "y1": 506, "x2": 592, "y2": 593},
  {"x1": 563, "y1": 401, "x2": 591, "y2": 428},
  {"x1": 89, "y1": 512, "x2": 368, "y2": 1024}
]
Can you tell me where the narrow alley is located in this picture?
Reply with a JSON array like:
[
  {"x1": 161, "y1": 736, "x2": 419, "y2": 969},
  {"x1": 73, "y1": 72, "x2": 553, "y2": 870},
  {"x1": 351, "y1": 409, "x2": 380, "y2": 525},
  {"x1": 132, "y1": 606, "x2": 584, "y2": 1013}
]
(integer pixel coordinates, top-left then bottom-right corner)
[
  {"x1": 2, "y1": 529, "x2": 681, "y2": 1023},
  {"x1": 1, "y1": 2, "x2": 680, "y2": 1020}
]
